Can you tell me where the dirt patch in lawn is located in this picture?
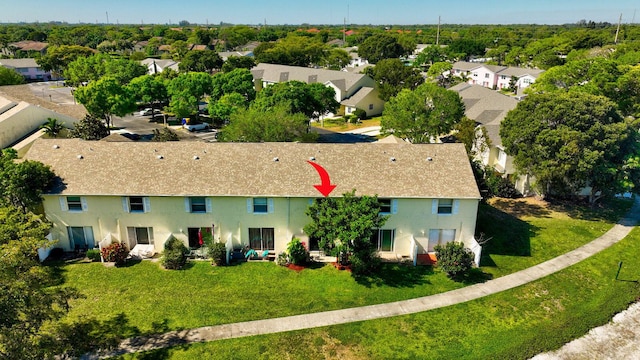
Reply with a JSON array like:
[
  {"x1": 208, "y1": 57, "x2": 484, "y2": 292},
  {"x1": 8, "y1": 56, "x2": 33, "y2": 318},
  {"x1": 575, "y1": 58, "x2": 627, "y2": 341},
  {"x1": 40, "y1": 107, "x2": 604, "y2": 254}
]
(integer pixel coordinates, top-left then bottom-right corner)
[{"x1": 488, "y1": 197, "x2": 553, "y2": 219}]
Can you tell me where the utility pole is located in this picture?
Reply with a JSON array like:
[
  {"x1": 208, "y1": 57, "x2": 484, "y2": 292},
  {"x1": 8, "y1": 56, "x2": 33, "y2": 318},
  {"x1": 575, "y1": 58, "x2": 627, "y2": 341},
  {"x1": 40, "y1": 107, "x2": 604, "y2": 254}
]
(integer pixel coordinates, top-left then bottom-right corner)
[
  {"x1": 615, "y1": 13, "x2": 622, "y2": 44},
  {"x1": 106, "y1": 11, "x2": 109, "y2": 24},
  {"x1": 436, "y1": 16, "x2": 441, "y2": 45},
  {"x1": 343, "y1": 17, "x2": 346, "y2": 44}
]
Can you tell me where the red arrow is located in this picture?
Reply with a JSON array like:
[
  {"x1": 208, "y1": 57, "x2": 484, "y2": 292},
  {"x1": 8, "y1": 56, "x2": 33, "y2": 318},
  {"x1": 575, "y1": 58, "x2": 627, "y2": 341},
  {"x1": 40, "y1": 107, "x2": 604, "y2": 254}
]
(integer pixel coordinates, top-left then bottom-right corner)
[{"x1": 307, "y1": 160, "x2": 337, "y2": 197}]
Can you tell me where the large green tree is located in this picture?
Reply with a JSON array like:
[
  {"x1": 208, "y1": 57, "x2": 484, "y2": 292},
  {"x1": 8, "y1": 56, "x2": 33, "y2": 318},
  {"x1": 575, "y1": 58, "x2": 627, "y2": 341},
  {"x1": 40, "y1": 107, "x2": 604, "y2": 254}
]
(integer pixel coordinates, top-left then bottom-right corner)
[
  {"x1": 36, "y1": 45, "x2": 95, "y2": 77},
  {"x1": 0, "y1": 149, "x2": 55, "y2": 212},
  {"x1": 255, "y1": 34, "x2": 327, "y2": 67},
  {"x1": 70, "y1": 114, "x2": 110, "y2": 141},
  {"x1": 74, "y1": 76, "x2": 137, "y2": 128},
  {"x1": 303, "y1": 190, "x2": 388, "y2": 275},
  {"x1": 219, "y1": 104, "x2": 315, "y2": 142},
  {"x1": 365, "y1": 58, "x2": 424, "y2": 101},
  {"x1": 357, "y1": 33, "x2": 408, "y2": 64},
  {"x1": 128, "y1": 74, "x2": 169, "y2": 117},
  {"x1": 221, "y1": 56, "x2": 256, "y2": 73},
  {"x1": 0, "y1": 66, "x2": 25, "y2": 86},
  {"x1": 210, "y1": 68, "x2": 256, "y2": 102},
  {"x1": 253, "y1": 80, "x2": 338, "y2": 119},
  {"x1": 64, "y1": 54, "x2": 146, "y2": 87},
  {"x1": 178, "y1": 50, "x2": 223, "y2": 73},
  {"x1": 381, "y1": 83, "x2": 465, "y2": 143},
  {"x1": 166, "y1": 72, "x2": 213, "y2": 120},
  {"x1": 500, "y1": 92, "x2": 640, "y2": 203}
]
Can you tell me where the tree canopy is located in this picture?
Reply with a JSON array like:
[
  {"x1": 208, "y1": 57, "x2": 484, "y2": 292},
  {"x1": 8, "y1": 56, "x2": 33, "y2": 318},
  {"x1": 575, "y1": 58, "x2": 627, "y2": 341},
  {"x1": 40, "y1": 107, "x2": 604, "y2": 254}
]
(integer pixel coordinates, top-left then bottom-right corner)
[
  {"x1": 253, "y1": 80, "x2": 338, "y2": 119},
  {"x1": 73, "y1": 76, "x2": 136, "y2": 128},
  {"x1": 0, "y1": 66, "x2": 25, "y2": 86},
  {"x1": 64, "y1": 54, "x2": 147, "y2": 86},
  {"x1": 219, "y1": 103, "x2": 316, "y2": 143},
  {"x1": 210, "y1": 68, "x2": 255, "y2": 102},
  {"x1": 166, "y1": 72, "x2": 212, "y2": 119},
  {"x1": 70, "y1": 114, "x2": 110, "y2": 141},
  {"x1": 358, "y1": 33, "x2": 410, "y2": 64},
  {"x1": 500, "y1": 92, "x2": 640, "y2": 203},
  {"x1": 303, "y1": 190, "x2": 388, "y2": 275},
  {"x1": 381, "y1": 82, "x2": 465, "y2": 143},
  {"x1": 365, "y1": 58, "x2": 424, "y2": 101},
  {"x1": 0, "y1": 149, "x2": 55, "y2": 212},
  {"x1": 178, "y1": 50, "x2": 223, "y2": 73}
]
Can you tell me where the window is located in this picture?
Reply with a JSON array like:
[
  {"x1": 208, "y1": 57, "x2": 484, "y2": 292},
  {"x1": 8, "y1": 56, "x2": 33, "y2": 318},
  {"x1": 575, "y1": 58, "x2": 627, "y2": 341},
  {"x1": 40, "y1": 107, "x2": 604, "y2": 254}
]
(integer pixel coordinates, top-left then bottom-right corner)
[
  {"x1": 378, "y1": 199, "x2": 398, "y2": 214},
  {"x1": 484, "y1": 73, "x2": 490, "y2": 78},
  {"x1": 123, "y1": 196, "x2": 150, "y2": 213},
  {"x1": 67, "y1": 226, "x2": 94, "y2": 250},
  {"x1": 438, "y1": 199, "x2": 453, "y2": 214},
  {"x1": 248, "y1": 198, "x2": 273, "y2": 214},
  {"x1": 501, "y1": 75, "x2": 507, "y2": 80},
  {"x1": 371, "y1": 229, "x2": 395, "y2": 252},
  {"x1": 249, "y1": 227, "x2": 275, "y2": 251},
  {"x1": 428, "y1": 229, "x2": 456, "y2": 252},
  {"x1": 186, "y1": 197, "x2": 210, "y2": 213},
  {"x1": 368, "y1": 104, "x2": 374, "y2": 110},
  {"x1": 127, "y1": 227, "x2": 154, "y2": 245},
  {"x1": 60, "y1": 196, "x2": 87, "y2": 212}
]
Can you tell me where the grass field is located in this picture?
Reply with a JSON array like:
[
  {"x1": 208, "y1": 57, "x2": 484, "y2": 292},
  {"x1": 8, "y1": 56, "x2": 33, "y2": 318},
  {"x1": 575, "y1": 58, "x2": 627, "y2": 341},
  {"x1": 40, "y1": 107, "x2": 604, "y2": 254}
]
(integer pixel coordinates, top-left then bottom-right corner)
[
  {"x1": 312, "y1": 117, "x2": 381, "y2": 132},
  {"x1": 52, "y1": 197, "x2": 635, "y2": 358},
  {"x1": 117, "y1": 224, "x2": 640, "y2": 360}
]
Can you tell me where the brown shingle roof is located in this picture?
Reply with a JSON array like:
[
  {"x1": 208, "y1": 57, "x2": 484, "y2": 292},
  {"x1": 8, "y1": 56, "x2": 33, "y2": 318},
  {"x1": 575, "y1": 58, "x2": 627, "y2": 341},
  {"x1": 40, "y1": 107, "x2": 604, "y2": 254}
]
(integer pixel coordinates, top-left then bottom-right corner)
[{"x1": 25, "y1": 139, "x2": 480, "y2": 199}]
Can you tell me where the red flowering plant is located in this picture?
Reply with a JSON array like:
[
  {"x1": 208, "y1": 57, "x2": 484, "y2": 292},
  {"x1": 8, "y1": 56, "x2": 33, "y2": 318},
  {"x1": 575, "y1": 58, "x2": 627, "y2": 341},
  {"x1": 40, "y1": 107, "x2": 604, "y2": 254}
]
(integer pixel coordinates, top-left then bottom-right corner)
[{"x1": 100, "y1": 242, "x2": 129, "y2": 266}]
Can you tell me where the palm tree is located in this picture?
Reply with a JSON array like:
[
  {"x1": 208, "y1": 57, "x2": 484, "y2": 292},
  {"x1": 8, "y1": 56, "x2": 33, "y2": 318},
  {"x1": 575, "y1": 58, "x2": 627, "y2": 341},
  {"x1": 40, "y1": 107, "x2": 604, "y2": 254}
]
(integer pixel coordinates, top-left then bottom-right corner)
[{"x1": 40, "y1": 117, "x2": 64, "y2": 138}]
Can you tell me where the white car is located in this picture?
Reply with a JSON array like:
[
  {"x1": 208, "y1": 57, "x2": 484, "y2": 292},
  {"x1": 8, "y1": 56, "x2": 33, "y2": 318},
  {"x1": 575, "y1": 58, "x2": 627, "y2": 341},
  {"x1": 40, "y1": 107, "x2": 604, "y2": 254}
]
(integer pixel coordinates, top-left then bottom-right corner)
[
  {"x1": 183, "y1": 122, "x2": 210, "y2": 131},
  {"x1": 139, "y1": 108, "x2": 154, "y2": 116}
]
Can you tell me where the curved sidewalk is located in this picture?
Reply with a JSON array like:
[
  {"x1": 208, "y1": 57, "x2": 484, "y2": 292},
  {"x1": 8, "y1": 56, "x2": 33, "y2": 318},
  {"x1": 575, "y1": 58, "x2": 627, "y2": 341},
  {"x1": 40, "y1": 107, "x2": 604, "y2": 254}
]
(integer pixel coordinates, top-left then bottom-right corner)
[{"x1": 87, "y1": 197, "x2": 640, "y2": 359}]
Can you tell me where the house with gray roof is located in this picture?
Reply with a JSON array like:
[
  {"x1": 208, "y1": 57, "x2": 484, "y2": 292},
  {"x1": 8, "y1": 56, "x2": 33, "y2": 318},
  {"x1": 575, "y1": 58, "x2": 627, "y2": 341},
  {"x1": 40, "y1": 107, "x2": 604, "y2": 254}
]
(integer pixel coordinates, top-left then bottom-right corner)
[
  {"x1": 140, "y1": 58, "x2": 180, "y2": 75},
  {"x1": 251, "y1": 63, "x2": 384, "y2": 117},
  {"x1": 24, "y1": 139, "x2": 482, "y2": 265},
  {"x1": 0, "y1": 58, "x2": 51, "y2": 81},
  {"x1": 450, "y1": 83, "x2": 530, "y2": 193}
]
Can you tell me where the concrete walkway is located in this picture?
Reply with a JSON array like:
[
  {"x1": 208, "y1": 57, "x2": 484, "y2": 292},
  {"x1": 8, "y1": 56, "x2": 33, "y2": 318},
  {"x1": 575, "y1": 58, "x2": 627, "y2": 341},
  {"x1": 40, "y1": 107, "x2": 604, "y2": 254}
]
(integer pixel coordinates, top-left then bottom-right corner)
[{"x1": 86, "y1": 197, "x2": 640, "y2": 359}]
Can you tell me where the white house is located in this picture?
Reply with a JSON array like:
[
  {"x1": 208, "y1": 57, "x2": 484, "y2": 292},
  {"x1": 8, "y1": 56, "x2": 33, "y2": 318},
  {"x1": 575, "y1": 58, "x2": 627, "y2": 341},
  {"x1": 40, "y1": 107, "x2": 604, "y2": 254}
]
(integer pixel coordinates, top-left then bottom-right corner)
[
  {"x1": 451, "y1": 61, "x2": 543, "y2": 91},
  {"x1": 140, "y1": 58, "x2": 180, "y2": 75}
]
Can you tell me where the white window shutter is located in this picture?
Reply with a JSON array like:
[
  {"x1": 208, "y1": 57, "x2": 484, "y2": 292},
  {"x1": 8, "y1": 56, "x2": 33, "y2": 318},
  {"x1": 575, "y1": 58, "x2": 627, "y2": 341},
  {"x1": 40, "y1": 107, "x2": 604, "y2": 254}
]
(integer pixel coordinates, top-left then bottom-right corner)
[
  {"x1": 122, "y1": 197, "x2": 129, "y2": 213},
  {"x1": 143, "y1": 197, "x2": 151, "y2": 213},
  {"x1": 59, "y1": 197, "x2": 68, "y2": 211},
  {"x1": 247, "y1": 198, "x2": 253, "y2": 213},
  {"x1": 453, "y1": 200, "x2": 460, "y2": 215},
  {"x1": 185, "y1": 197, "x2": 191, "y2": 212},
  {"x1": 80, "y1": 197, "x2": 88, "y2": 211},
  {"x1": 205, "y1": 198, "x2": 212, "y2": 213},
  {"x1": 148, "y1": 227, "x2": 155, "y2": 244},
  {"x1": 431, "y1": 199, "x2": 438, "y2": 214},
  {"x1": 267, "y1": 198, "x2": 274, "y2": 213},
  {"x1": 391, "y1": 199, "x2": 398, "y2": 214},
  {"x1": 127, "y1": 227, "x2": 136, "y2": 244}
]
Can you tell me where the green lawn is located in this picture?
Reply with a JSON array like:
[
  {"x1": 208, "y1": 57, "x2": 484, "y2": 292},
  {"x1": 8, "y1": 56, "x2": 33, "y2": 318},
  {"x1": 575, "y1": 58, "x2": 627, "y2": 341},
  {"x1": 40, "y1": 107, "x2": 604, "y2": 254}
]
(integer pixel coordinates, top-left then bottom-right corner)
[
  {"x1": 52, "y1": 197, "x2": 633, "y2": 357},
  {"x1": 312, "y1": 117, "x2": 381, "y2": 132},
  {"x1": 117, "y1": 225, "x2": 640, "y2": 360}
]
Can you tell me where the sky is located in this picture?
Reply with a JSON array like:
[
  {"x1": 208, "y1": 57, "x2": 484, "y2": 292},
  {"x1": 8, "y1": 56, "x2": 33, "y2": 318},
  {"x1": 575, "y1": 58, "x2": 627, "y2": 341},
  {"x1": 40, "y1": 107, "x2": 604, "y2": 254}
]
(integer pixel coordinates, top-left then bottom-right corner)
[{"x1": 1, "y1": 0, "x2": 638, "y2": 25}]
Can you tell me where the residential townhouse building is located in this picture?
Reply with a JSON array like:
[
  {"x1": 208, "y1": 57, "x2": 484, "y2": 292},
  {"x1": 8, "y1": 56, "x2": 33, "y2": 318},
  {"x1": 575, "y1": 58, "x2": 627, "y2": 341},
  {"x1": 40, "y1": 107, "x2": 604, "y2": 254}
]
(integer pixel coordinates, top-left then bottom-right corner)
[
  {"x1": 24, "y1": 139, "x2": 482, "y2": 265},
  {"x1": 0, "y1": 58, "x2": 51, "y2": 81},
  {"x1": 451, "y1": 61, "x2": 543, "y2": 91},
  {"x1": 251, "y1": 63, "x2": 384, "y2": 117}
]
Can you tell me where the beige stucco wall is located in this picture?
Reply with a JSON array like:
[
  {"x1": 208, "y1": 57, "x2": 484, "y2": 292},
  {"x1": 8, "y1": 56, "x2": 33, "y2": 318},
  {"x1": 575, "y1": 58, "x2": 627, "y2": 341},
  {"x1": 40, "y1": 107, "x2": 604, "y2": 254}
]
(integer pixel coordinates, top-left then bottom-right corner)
[
  {"x1": 0, "y1": 102, "x2": 79, "y2": 148},
  {"x1": 43, "y1": 195, "x2": 479, "y2": 258}
]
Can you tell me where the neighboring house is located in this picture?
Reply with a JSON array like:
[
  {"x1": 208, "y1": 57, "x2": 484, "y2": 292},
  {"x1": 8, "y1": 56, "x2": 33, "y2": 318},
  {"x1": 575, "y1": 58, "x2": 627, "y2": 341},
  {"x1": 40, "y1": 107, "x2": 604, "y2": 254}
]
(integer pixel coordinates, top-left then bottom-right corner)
[
  {"x1": 217, "y1": 50, "x2": 253, "y2": 61},
  {"x1": 326, "y1": 39, "x2": 346, "y2": 47},
  {"x1": 345, "y1": 46, "x2": 368, "y2": 68},
  {"x1": 451, "y1": 61, "x2": 543, "y2": 91},
  {"x1": 0, "y1": 58, "x2": 51, "y2": 81},
  {"x1": 0, "y1": 95, "x2": 79, "y2": 149},
  {"x1": 140, "y1": 58, "x2": 180, "y2": 74},
  {"x1": 450, "y1": 83, "x2": 530, "y2": 194},
  {"x1": 24, "y1": 140, "x2": 482, "y2": 265},
  {"x1": 2, "y1": 40, "x2": 49, "y2": 57},
  {"x1": 251, "y1": 63, "x2": 384, "y2": 117}
]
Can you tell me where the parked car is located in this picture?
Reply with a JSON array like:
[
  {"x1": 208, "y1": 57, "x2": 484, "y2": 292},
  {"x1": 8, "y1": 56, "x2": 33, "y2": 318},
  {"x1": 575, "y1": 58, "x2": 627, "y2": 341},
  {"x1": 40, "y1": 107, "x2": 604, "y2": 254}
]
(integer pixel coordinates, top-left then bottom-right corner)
[
  {"x1": 139, "y1": 108, "x2": 154, "y2": 116},
  {"x1": 183, "y1": 122, "x2": 210, "y2": 131}
]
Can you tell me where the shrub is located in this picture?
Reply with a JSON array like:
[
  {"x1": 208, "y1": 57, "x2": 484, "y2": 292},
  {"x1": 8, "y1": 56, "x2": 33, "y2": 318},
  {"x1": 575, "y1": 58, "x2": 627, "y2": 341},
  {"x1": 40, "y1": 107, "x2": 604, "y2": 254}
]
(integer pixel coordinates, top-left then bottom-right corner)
[
  {"x1": 276, "y1": 252, "x2": 288, "y2": 266},
  {"x1": 350, "y1": 249, "x2": 381, "y2": 275},
  {"x1": 161, "y1": 236, "x2": 189, "y2": 270},
  {"x1": 100, "y1": 242, "x2": 129, "y2": 266},
  {"x1": 485, "y1": 171, "x2": 521, "y2": 198},
  {"x1": 208, "y1": 242, "x2": 226, "y2": 266},
  {"x1": 286, "y1": 238, "x2": 309, "y2": 265},
  {"x1": 86, "y1": 249, "x2": 101, "y2": 262},
  {"x1": 353, "y1": 108, "x2": 367, "y2": 120},
  {"x1": 434, "y1": 241, "x2": 474, "y2": 279}
]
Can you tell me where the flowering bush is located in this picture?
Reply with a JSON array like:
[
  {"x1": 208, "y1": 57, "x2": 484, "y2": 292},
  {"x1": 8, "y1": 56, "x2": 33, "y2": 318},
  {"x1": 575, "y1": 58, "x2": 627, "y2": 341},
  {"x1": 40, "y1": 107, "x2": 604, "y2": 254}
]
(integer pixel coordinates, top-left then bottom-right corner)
[
  {"x1": 100, "y1": 242, "x2": 128, "y2": 266},
  {"x1": 286, "y1": 238, "x2": 309, "y2": 266},
  {"x1": 434, "y1": 241, "x2": 474, "y2": 279}
]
